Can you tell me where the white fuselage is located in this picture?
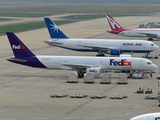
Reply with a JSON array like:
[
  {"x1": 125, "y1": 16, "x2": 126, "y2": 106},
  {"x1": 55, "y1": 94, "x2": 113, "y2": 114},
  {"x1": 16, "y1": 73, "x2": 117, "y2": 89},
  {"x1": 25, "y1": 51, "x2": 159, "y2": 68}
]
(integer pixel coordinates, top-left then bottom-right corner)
[
  {"x1": 130, "y1": 113, "x2": 160, "y2": 120},
  {"x1": 46, "y1": 39, "x2": 158, "y2": 53},
  {"x1": 36, "y1": 56, "x2": 157, "y2": 71},
  {"x1": 118, "y1": 29, "x2": 160, "y2": 38}
]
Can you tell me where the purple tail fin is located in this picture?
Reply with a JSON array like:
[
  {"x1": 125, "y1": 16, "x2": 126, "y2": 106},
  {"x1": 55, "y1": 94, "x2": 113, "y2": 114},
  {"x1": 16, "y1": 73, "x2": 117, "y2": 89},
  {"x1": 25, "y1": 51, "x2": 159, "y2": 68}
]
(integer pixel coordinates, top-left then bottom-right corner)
[{"x1": 6, "y1": 32, "x2": 35, "y2": 57}]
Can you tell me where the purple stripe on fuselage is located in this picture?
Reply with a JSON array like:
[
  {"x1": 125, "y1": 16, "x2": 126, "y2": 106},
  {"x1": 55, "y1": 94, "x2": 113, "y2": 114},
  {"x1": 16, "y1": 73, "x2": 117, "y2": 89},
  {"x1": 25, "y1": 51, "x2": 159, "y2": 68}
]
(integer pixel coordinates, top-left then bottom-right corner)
[{"x1": 7, "y1": 56, "x2": 47, "y2": 68}]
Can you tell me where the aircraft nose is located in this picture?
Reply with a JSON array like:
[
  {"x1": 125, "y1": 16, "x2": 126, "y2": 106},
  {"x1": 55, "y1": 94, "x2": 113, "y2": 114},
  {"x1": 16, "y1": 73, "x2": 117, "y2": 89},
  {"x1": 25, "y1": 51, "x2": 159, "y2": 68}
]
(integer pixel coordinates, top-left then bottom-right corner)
[
  {"x1": 152, "y1": 64, "x2": 158, "y2": 70},
  {"x1": 154, "y1": 45, "x2": 159, "y2": 50}
]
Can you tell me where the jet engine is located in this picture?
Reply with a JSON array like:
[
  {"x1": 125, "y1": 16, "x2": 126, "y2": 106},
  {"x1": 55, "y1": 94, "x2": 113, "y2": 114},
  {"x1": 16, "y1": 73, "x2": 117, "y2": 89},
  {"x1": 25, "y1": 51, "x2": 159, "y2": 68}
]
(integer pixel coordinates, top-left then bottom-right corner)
[
  {"x1": 156, "y1": 35, "x2": 160, "y2": 39},
  {"x1": 86, "y1": 67, "x2": 101, "y2": 75},
  {"x1": 105, "y1": 49, "x2": 121, "y2": 55}
]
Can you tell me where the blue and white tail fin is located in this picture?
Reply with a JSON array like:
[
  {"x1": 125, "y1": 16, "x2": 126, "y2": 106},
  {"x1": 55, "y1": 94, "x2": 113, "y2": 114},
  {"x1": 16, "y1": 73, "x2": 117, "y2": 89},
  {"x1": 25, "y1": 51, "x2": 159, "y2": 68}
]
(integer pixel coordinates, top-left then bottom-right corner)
[
  {"x1": 44, "y1": 18, "x2": 69, "y2": 39},
  {"x1": 6, "y1": 32, "x2": 35, "y2": 58}
]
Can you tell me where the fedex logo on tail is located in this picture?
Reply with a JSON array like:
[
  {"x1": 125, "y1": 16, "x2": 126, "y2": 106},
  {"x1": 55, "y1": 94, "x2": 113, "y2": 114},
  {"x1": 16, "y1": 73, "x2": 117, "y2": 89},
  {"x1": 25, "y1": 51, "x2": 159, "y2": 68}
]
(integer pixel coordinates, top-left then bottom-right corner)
[
  {"x1": 106, "y1": 15, "x2": 121, "y2": 29},
  {"x1": 110, "y1": 59, "x2": 132, "y2": 66},
  {"x1": 12, "y1": 45, "x2": 25, "y2": 49}
]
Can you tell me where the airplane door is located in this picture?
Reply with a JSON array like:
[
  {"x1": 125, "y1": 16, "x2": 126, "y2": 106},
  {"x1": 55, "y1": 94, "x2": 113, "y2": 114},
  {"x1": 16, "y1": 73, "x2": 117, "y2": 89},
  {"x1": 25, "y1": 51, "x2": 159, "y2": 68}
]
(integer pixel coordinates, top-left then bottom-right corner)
[
  {"x1": 139, "y1": 60, "x2": 143, "y2": 69},
  {"x1": 143, "y1": 42, "x2": 146, "y2": 48}
]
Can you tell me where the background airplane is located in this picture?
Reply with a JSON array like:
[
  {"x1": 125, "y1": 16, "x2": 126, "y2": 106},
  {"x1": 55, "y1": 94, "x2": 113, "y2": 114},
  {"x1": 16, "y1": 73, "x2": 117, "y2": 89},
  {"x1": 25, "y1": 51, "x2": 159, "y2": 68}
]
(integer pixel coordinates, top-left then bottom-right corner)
[
  {"x1": 44, "y1": 18, "x2": 158, "y2": 56},
  {"x1": 106, "y1": 14, "x2": 160, "y2": 40},
  {"x1": 6, "y1": 32, "x2": 157, "y2": 78},
  {"x1": 130, "y1": 113, "x2": 160, "y2": 120}
]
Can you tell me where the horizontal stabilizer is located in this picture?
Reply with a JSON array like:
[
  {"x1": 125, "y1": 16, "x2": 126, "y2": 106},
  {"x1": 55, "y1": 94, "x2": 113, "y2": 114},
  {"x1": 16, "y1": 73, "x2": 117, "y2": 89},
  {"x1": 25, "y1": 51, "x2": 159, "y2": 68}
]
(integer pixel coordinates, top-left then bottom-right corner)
[
  {"x1": 7, "y1": 58, "x2": 27, "y2": 63},
  {"x1": 44, "y1": 41, "x2": 63, "y2": 45},
  {"x1": 107, "y1": 30, "x2": 120, "y2": 33}
]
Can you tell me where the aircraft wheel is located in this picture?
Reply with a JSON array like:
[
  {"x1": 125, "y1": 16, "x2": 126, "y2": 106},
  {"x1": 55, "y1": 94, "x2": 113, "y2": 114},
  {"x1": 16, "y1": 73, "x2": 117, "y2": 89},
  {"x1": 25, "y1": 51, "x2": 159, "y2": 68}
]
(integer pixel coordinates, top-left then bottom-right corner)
[
  {"x1": 78, "y1": 73, "x2": 84, "y2": 78},
  {"x1": 148, "y1": 38, "x2": 153, "y2": 41},
  {"x1": 96, "y1": 54, "x2": 105, "y2": 57}
]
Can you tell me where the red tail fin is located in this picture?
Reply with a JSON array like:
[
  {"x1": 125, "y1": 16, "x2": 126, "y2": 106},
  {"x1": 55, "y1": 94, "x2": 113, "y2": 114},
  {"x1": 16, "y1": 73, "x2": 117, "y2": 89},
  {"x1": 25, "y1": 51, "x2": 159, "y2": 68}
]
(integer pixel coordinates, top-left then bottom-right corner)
[{"x1": 106, "y1": 14, "x2": 123, "y2": 31}]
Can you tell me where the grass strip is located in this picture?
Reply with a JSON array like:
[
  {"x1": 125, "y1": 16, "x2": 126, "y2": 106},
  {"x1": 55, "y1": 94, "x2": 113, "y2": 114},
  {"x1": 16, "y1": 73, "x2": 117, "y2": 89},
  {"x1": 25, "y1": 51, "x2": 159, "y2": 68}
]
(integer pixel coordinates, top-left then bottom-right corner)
[
  {"x1": 67, "y1": 15, "x2": 105, "y2": 19},
  {"x1": 0, "y1": 20, "x2": 72, "y2": 34},
  {"x1": 0, "y1": 13, "x2": 52, "y2": 17}
]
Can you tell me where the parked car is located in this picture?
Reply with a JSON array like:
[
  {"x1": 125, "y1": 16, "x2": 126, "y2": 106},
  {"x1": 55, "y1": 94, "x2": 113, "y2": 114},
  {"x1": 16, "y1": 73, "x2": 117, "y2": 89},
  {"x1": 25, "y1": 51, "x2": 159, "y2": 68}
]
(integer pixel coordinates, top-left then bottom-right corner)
[
  {"x1": 133, "y1": 73, "x2": 143, "y2": 79},
  {"x1": 157, "y1": 75, "x2": 160, "y2": 80}
]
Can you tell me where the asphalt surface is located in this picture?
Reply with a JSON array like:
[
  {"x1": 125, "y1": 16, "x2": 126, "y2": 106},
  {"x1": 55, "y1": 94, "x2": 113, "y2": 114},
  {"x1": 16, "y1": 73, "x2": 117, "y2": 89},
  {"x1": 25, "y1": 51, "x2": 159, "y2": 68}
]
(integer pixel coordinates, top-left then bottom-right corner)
[{"x1": 0, "y1": 15, "x2": 160, "y2": 120}]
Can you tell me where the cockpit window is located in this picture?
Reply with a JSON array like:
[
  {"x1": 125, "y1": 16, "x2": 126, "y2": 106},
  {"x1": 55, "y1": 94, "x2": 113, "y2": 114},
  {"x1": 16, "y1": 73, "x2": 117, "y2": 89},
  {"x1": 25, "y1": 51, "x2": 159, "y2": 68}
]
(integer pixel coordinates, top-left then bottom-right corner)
[
  {"x1": 151, "y1": 44, "x2": 154, "y2": 46},
  {"x1": 147, "y1": 62, "x2": 152, "y2": 64}
]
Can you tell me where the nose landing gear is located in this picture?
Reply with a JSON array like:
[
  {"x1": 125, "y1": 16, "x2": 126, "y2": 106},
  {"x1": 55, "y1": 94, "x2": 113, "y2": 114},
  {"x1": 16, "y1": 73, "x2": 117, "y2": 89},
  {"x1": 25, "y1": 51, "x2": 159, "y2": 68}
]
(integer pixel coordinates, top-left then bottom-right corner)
[
  {"x1": 148, "y1": 37, "x2": 153, "y2": 41},
  {"x1": 96, "y1": 51, "x2": 105, "y2": 57}
]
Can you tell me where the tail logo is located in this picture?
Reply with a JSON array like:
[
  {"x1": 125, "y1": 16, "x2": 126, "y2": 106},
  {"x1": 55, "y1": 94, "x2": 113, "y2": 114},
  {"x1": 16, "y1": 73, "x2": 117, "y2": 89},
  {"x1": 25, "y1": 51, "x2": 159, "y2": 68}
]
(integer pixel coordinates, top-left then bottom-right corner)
[
  {"x1": 50, "y1": 24, "x2": 59, "y2": 33},
  {"x1": 12, "y1": 45, "x2": 25, "y2": 49},
  {"x1": 106, "y1": 16, "x2": 121, "y2": 29},
  {"x1": 89, "y1": 69, "x2": 98, "y2": 72}
]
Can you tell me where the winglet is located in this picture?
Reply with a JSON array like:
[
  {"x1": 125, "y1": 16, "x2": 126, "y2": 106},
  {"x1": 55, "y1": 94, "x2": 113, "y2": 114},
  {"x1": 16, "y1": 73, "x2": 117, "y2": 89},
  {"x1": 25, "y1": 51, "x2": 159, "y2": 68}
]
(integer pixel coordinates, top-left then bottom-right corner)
[
  {"x1": 44, "y1": 18, "x2": 69, "y2": 39},
  {"x1": 6, "y1": 32, "x2": 35, "y2": 57}
]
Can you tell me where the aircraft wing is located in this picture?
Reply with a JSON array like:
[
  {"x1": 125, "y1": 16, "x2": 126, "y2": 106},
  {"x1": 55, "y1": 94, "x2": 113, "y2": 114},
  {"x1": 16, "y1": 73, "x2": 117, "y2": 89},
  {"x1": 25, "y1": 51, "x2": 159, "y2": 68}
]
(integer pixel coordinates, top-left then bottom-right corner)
[
  {"x1": 78, "y1": 44, "x2": 119, "y2": 51},
  {"x1": 62, "y1": 63, "x2": 97, "y2": 69},
  {"x1": 137, "y1": 32, "x2": 157, "y2": 38}
]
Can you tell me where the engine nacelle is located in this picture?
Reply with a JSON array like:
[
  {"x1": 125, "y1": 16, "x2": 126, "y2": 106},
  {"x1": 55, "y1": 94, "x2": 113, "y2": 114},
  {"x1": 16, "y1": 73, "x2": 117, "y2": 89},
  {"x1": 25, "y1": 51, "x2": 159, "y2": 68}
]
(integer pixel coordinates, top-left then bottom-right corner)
[
  {"x1": 156, "y1": 34, "x2": 160, "y2": 39},
  {"x1": 109, "y1": 49, "x2": 121, "y2": 55},
  {"x1": 86, "y1": 67, "x2": 101, "y2": 75}
]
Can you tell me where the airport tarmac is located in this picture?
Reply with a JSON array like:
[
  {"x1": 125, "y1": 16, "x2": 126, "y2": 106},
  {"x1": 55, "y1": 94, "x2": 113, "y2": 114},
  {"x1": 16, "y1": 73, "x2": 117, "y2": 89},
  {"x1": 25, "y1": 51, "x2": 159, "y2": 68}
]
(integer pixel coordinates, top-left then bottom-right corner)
[{"x1": 0, "y1": 15, "x2": 160, "y2": 120}]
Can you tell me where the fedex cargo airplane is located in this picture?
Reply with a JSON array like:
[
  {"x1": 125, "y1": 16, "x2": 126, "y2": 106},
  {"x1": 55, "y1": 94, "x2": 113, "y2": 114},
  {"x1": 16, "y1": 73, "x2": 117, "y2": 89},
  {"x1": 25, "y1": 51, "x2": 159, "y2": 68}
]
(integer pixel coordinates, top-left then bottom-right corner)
[
  {"x1": 130, "y1": 113, "x2": 160, "y2": 120},
  {"x1": 43, "y1": 18, "x2": 158, "y2": 56},
  {"x1": 106, "y1": 14, "x2": 160, "y2": 40},
  {"x1": 6, "y1": 32, "x2": 157, "y2": 78}
]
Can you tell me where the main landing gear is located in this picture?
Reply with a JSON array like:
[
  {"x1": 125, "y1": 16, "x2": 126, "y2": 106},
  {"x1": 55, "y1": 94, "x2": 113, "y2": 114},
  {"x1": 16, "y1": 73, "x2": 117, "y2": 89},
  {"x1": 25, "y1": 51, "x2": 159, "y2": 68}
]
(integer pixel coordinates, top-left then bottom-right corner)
[
  {"x1": 96, "y1": 51, "x2": 105, "y2": 57},
  {"x1": 96, "y1": 54, "x2": 105, "y2": 57},
  {"x1": 148, "y1": 37, "x2": 153, "y2": 41},
  {"x1": 77, "y1": 70, "x2": 85, "y2": 78},
  {"x1": 144, "y1": 52, "x2": 150, "y2": 58}
]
